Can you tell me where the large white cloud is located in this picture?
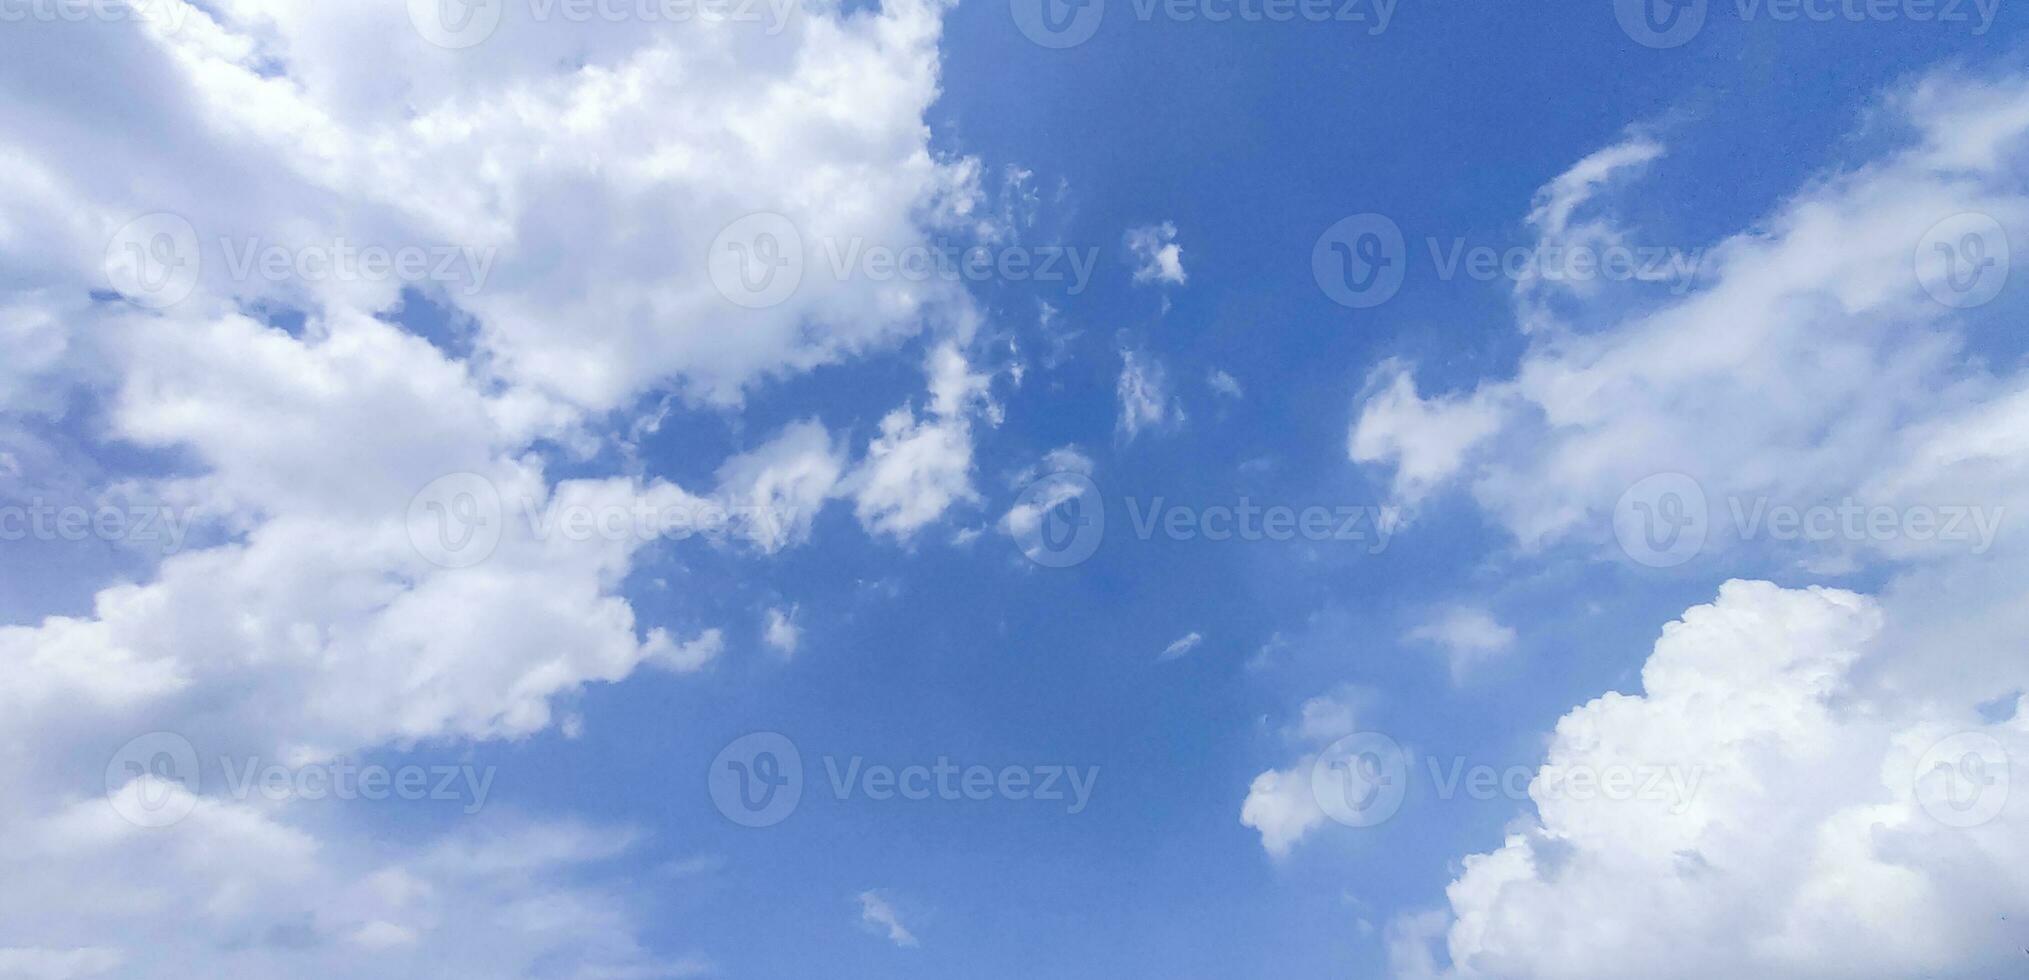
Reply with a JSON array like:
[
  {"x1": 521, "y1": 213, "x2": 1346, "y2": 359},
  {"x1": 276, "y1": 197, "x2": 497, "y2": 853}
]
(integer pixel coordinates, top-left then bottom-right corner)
[
  {"x1": 0, "y1": 0, "x2": 989, "y2": 972},
  {"x1": 1347, "y1": 69, "x2": 2029, "y2": 980}
]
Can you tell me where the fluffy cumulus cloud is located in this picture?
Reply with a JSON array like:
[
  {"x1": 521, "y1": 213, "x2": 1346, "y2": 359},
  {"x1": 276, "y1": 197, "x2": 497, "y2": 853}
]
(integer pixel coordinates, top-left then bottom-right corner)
[
  {"x1": 1350, "y1": 70, "x2": 2029, "y2": 980},
  {"x1": 1125, "y1": 221, "x2": 1187, "y2": 285},
  {"x1": 1398, "y1": 582, "x2": 2029, "y2": 980},
  {"x1": 0, "y1": 0, "x2": 987, "y2": 972},
  {"x1": 1241, "y1": 686, "x2": 1369, "y2": 858}
]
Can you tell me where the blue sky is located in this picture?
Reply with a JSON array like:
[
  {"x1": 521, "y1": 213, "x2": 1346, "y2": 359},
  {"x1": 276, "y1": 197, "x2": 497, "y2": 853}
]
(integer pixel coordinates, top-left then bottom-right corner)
[{"x1": 4, "y1": 1, "x2": 2029, "y2": 977}]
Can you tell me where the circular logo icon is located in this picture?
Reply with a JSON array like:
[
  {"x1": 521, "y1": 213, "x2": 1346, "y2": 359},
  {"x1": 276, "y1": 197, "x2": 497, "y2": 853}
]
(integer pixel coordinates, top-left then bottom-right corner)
[
  {"x1": 1010, "y1": 0, "x2": 1104, "y2": 48},
  {"x1": 1614, "y1": 0, "x2": 1706, "y2": 49},
  {"x1": 709, "y1": 732, "x2": 804, "y2": 828},
  {"x1": 1613, "y1": 472, "x2": 1708, "y2": 568},
  {"x1": 408, "y1": 0, "x2": 504, "y2": 48},
  {"x1": 104, "y1": 212, "x2": 200, "y2": 309},
  {"x1": 1916, "y1": 731, "x2": 2009, "y2": 829},
  {"x1": 1915, "y1": 212, "x2": 2010, "y2": 309},
  {"x1": 1313, "y1": 213, "x2": 1406, "y2": 309},
  {"x1": 1311, "y1": 732, "x2": 1409, "y2": 828},
  {"x1": 407, "y1": 472, "x2": 504, "y2": 569},
  {"x1": 1009, "y1": 471, "x2": 1105, "y2": 568},
  {"x1": 106, "y1": 731, "x2": 200, "y2": 828},
  {"x1": 708, "y1": 212, "x2": 805, "y2": 310}
]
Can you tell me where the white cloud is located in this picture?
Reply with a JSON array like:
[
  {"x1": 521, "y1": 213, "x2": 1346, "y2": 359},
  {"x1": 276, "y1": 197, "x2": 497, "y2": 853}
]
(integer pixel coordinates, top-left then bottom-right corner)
[
  {"x1": 1289, "y1": 686, "x2": 1366, "y2": 743},
  {"x1": 0, "y1": 0, "x2": 982, "y2": 972},
  {"x1": 1398, "y1": 581, "x2": 2029, "y2": 979},
  {"x1": 713, "y1": 419, "x2": 846, "y2": 554},
  {"x1": 846, "y1": 344, "x2": 995, "y2": 540},
  {"x1": 763, "y1": 606, "x2": 801, "y2": 657},
  {"x1": 0, "y1": 947, "x2": 122, "y2": 980},
  {"x1": 1208, "y1": 368, "x2": 1244, "y2": 399},
  {"x1": 1117, "y1": 348, "x2": 1184, "y2": 440},
  {"x1": 1240, "y1": 761, "x2": 1328, "y2": 860},
  {"x1": 1351, "y1": 71, "x2": 2029, "y2": 558},
  {"x1": 856, "y1": 890, "x2": 919, "y2": 948},
  {"x1": 1357, "y1": 70, "x2": 2029, "y2": 980},
  {"x1": 1242, "y1": 685, "x2": 1370, "y2": 856},
  {"x1": 1157, "y1": 631, "x2": 1204, "y2": 662},
  {"x1": 1126, "y1": 221, "x2": 1187, "y2": 285},
  {"x1": 1348, "y1": 364, "x2": 1504, "y2": 510},
  {"x1": 847, "y1": 410, "x2": 979, "y2": 539},
  {"x1": 1406, "y1": 607, "x2": 1517, "y2": 683}
]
